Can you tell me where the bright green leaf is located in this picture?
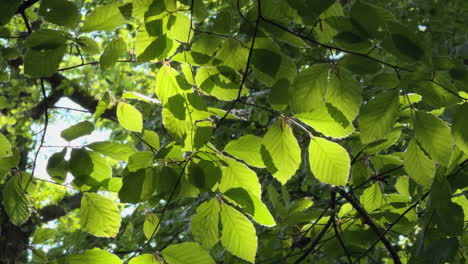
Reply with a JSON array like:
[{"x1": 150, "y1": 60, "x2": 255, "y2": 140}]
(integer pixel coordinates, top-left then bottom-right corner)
[
  {"x1": 296, "y1": 104, "x2": 355, "y2": 139},
  {"x1": 2, "y1": 173, "x2": 35, "y2": 226},
  {"x1": 100, "y1": 37, "x2": 127, "y2": 70},
  {"x1": 129, "y1": 254, "x2": 161, "y2": 264},
  {"x1": 60, "y1": 248, "x2": 122, "y2": 264},
  {"x1": 220, "y1": 204, "x2": 257, "y2": 263},
  {"x1": 308, "y1": 137, "x2": 350, "y2": 186},
  {"x1": 191, "y1": 199, "x2": 220, "y2": 250},
  {"x1": 452, "y1": 103, "x2": 468, "y2": 154},
  {"x1": 143, "y1": 213, "x2": 160, "y2": 240},
  {"x1": 81, "y1": 4, "x2": 127, "y2": 32},
  {"x1": 87, "y1": 141, "x2": 137, "y2": 162},
  {"x1": 162, "y1": 242, "x2": 215, "y2": 264},
  {"x1": 224, "y1": 188, "x2": 276, "y2": 227},
  {"x1": 262, "y1": 121, "x2": 301, "y2": 184},
  {"x1": 117, "y1": 102, "x2": 143, "y2": 132},
  {"x1": 219, "y1": 157, "x2": 261, "y2": 198},
  {"x1": 414, "y1": 111, "x2": 453, "y2": 166},
  {"x1": 224, "y1": 135, "x2": 265, "y2": 168},
  {"x1": 0, "y1": 132, "x2": 12, "y2": 158},
  {"x1": 404, "y1": 139, "x2": 435, "y2": 188},
  {"x1": 32, "y1": 228, "x2": 56, "y2": 244},
  {"x1": 80, "y1": 193, "x2": 121, "y2": 237},
  {"x1": 358, "y1": 90, "x2": 400, "y2": 144}
]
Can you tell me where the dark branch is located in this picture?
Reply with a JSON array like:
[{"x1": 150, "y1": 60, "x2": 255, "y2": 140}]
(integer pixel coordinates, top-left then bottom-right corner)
[
  {"x1": 38, "y1": 193, "x2": 83, "y2": 222},
  {"x1": 293, "y1": 191, "x2": 336, "y2": 264},
  {"x1": 335, "y1": 188, "x2": 402, "y2": 264}
]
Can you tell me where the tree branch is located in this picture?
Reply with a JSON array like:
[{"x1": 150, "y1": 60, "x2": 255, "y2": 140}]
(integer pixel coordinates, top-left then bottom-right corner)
[
  {"x1": 31, "y1": 73, "x2": 117, "y2": 120},
  {"x1": 38, "y1": 193, "x2": 83, "y2": 222},
  {"x1": 293, "y1": 191, "x2": 336, "y2": 264},
  {"x1": 335, "y1": 188, "x2": 402, "y2": 264}
]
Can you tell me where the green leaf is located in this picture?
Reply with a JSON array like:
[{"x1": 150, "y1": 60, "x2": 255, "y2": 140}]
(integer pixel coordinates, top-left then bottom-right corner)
[
  {"x1": 81, "y1": 4, "x2": 127, "y2": 32},
  {"x1": 100, "y1": 37, "x2": 127, "y2": 70},
  {"x1": 46, "y1": 148, "x2": 68, "y2": 183},
  {"x1": 391, "y1": 34, "x2": 424, "y2": 61},
  {"x1": 252, "y1": 49, "x2": 282, "y2": 78},
  {"x1": 350, "y1": 1, "x2": 392, "y2": 37},
  {"x1": 404, "y1": 139, "x2": 435, "y2": 188},
  {"x1": 195, "y1": 66, "x2": 245, "y2": 101},
  {"x1": 324, "y1": 69, "x2": 362, "y2": 124},
  {"x1": 142, "y1": 130, "x2": 160, "y2": 150},
  {"x1": 68, "y1": 148, "x2": 93, "y2": 178},
  {"x1": 87, "y1": 141, "x2": 137, "y2": 162},
  {"x1": 129, "y1": 254, "x2": 162, "y2": 264},
  {"x1": 433, "y1": 202, "x2": 464, "y2": 236},
  {"x1": 2, "y1": 173, "x2": 35, "y2": 226},
  {"x1": 191, "y1": 199, "x2": 220, "y2": 250},
  {"x1": 69, "y1": 150, "x2": 111, "y2": 191},
  {"x1": 24, "y1": 45, "x2": 67, "y2": 77},
  {"x1": 224, "y1": 188, "x2": 276, "y2": 227},
  {"x1": 136, "y1": 29, "x2": 178, "y2": 62},
  {"x1": 39, "y1": 0, "x2": 79, "y2": 28},
  {"x1": 412, "y1": 238, "x2": 458, "y2": 264},
  {"x1": 220, "y1": 204, "x2": 257, "y2": 263},
  {"x1": 61, "y1": 121, "x2": 95, "y2": 141},
  {"x1": 308, "y1": 137, "x2": 350, "y2": 186},
  {"x1": 60, "y1": 248, "x2": 122, "y2": 264},
  {"x1": 339, "y1": 54, "x2": 381, "y2": 75},
  {"x1": 268, "y1": 79, "x2": 290, "y2": 111},
  {"x1": 24, "y1": 29, "x2": 69, "y2": 50},
  {"x1": 127, "y1": 151, "x2": 153, "y2": 172},
  {"x1": 0, "y1": 132, "x2": 12, "y2": 158},
  {"x1": 216, "y1": 39, "x2": 248, "y2": 71},
  {"x1": 383, "y1": 22, "x2": 425, "y2": 61},
  {"x1": 101, "y1": 178, "x2": 122, "y2": 192},
  {"x1": 143, "y1": 213, "x2": 160, "y2": 240},
  {"x1": 119, "y1": 168, "x2": 157, "y2": 203},
  {"x1": 295, "y1": 104, "x2": 355, "y2": 139},
  {"x1": 219, "y1": 157, "x2": 261, "y2": 198},
  {"x1": 122, "y1": 91, "x2": 161, "y2": 104},
  {"x1": 413, "y1": 79, "x2": 462, "y2": 107},
  {"x1": 131, "y1": 0, "x2": 153, "y2": 19},
  {"x1": 414, "y1": 111, "x2": 453, "y2": 166},
  {"x1": 0, "y1": 148, "x2": 20, "y2": 170},
  {"x1": 358, "y1": 90, "x2": 400, "y2": 144},
  {"x1": 77, "y1": 37, "x2": 100, "y2": 55},
  {"x1": 162, "y1": 242, "x2": 215, "y2": 264},
  {"x1": 117, "y1": 102, "x2": 143, "y2": 132},
  {"x1": 187, "y1": 159, "x2": 220, "y2": 191},
  {"x1": 80, "y1": 193, "x2": 121, "y2": 237},
  {"x1": 165, "y1": 13, "x2": 192, "y2": 43},
  {"x1": 224, "y1": 135, "x2": 265, "y2": 168},
  {"x1": 0, "y1": 0, "x2": 21, "y2": 26},
  {"x1": 94, "y1": 91, "x2": 112, "y2": 120},
  {"x1": 452, "y1": 103, "x2": 468, "y2": 154},
  {"x1": 262, "y1": 121, "x2": 301, "y2": 184},
  {"x1": 360, "y1": 183, "x2": 386, "y2": 212},
  {"x1": 32, "y1": 228, "x2": 56, "y2": 244}
]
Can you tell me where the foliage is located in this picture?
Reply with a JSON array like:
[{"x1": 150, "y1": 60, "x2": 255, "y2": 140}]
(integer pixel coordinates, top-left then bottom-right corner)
[{"x1": 0, "y1": 0, "x2": 468, "y2": 263}]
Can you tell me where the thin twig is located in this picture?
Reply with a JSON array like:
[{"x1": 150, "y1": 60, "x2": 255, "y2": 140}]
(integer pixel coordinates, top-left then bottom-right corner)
[
  {"x1": 218, "y1": 0, "x2": 262, "y2": 125},
  {"x1": 331, "y1": 191, "x2": 353, "y2": 264},
  {"x1": 293, "y1": 191, "x2": 336, "y2": 264},
  {"x1": 123, "y1": 161, "x2": 190, "y2": 263}
]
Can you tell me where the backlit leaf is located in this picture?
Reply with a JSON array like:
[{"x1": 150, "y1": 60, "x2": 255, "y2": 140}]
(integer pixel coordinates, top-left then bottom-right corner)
[{"x1": 308, "y1": 137, "x2": 350, "y2": 186}]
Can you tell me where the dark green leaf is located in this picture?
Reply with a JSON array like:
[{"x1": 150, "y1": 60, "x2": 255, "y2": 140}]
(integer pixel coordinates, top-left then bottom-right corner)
[{"x1": 61, "y1": 121, "x2": 95, "y2": 141}]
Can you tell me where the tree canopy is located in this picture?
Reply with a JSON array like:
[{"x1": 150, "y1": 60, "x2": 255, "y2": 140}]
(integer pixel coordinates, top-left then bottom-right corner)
[{"x1": 1, "y1": 0, "x2": 468, "y2": 263}]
